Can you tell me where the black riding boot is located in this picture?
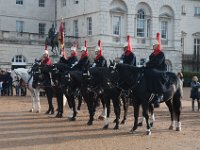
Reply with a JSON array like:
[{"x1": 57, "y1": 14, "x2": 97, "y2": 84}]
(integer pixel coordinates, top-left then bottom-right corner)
[{"x1": 154, "y1": 94, "x2": 163, "y2": 108}]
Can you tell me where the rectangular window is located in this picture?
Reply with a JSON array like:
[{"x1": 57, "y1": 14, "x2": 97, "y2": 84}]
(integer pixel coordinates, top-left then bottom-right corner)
[
  {"x1": 73, "y1": 20, "x2": 78, "y2": 37},
  {"x1": 74, "y1": 0, "x2": 79, "y2": 4},
  {"x1": 16, "y1": 21, "x2": 24, "y2": 32},
  {"x1": 39, "y1": 23, "x2": 46, "y2": 35},
  {"x1": 195, "y1": 7, "x2": 200, "y2": 16},
  {"x1": 146, "y1": 19, "x2": 151, "y2": 37},
  {"x1": 182, "y1": 5, "x2": 186, "y2": 15},
  {"x1": 161, "y1": 21, "x2": 168, "y2": 39},
  {"x1": 61, "y1": 0, "x2": 66, "y2": 7},
  {"x1": 113, "y1": 16, "x2": 121, "y2": 36},
  {"x1": 137, "y1": 18, "x2": 145, "y2": 37},
  {"x1": 39, "y1": 0, "x2": 45, "y2": 7},
  {"x1": 87, "y1": 17, "x2": 92, "y2": 36},
  {"x1": 16, "y1": 0, "x2": 23, "y2": 5}
]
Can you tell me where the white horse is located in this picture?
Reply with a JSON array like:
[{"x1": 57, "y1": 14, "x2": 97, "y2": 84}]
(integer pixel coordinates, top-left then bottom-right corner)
[{"x1": 11, "y1": 68, "x2": 41, "y2": 113}]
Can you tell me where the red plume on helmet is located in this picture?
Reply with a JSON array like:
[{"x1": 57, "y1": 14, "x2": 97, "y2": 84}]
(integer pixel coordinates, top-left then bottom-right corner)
[
  {"x1": 81, "y1": 40, "x2": 89, "y2": 59},
  {"x1": 70, "y1": 41, "x2": 77, "y2": 58},
  {"x1": 153, "y1": 32, "x2": 162, "y2": 56},
  {"x1": 125, "y1": 35, "x2": 132, "y2": 56},
  {"x1": 95, "y1": 40, "x2": 103, "y2": 60}
]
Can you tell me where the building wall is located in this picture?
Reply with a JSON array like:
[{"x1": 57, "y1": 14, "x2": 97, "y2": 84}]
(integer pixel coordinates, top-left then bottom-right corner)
[
  {"x1": 181, "y1": 0, "x2": 200, "y2": 55},
  {"x1": 0, "y1": 0, "x2": 183, "y2": 73},
  {"x1": 0, "y1": 0, "x2": 55, "y2": 70},
  {"x1": 57, "y1": 0, "x2": 182, "y2": 72}
]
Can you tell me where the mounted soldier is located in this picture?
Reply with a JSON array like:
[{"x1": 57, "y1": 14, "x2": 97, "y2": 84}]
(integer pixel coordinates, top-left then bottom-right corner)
[
  {"x1": 92, "y1": 40, "x2": 107, "y2": 68},
  {"x1": 72, "y1": 41, "x2": 90, "y2": 71},
  {"x1": 120, "y1": 35, "x2": 136, "y2": 66},
  {"x1": 145, "y1": 32, "x2": 168, "y2": 107}
]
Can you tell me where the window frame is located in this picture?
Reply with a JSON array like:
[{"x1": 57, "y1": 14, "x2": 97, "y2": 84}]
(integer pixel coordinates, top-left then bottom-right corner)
[
  {"x1": 136, "y1": 9, "x2": 145, "y2": 37},
  {"x1": 16, "y1": 20, "x2": 24, "y2": 33},
  {"x1": 194, "y1": 7, "x2": 200, "y2": 16},
  {"x1": 61, "y1": 0, "x2": 66, "y2": 7},
  {"x1": 39, "y1": 0, "x2": 45, "y2": 7},
  {"x1": 38, "y1": 23, "x2": 46, "y2": 35},
  {"x1": 160, "y1": 20, "x2": 168, "y2": 40},
  {"x1": 87, "y1": 17, "x2": 92, "y2": 36},
  {"x1": 112, "y1": 16, "x2": 121, "y2": 36},
  {"x1": 16, "y1": 0, "x2": 23, "y2": 5},
  {"x1": 73, "y1": 20, "x2": 79, "y2": 37}
]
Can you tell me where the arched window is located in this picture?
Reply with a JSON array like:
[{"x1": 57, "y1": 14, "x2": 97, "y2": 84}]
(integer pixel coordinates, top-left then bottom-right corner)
[{"x1": 137, "y1": 9, "x2": 145, "y2": 37}]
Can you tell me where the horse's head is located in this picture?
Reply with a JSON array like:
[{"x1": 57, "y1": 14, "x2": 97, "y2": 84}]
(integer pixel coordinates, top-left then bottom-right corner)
[
  {"x1": 11, "y1": 70, "x2": 21, "y2": 87},
  {"x1": 115, "y1": 64, "x2": 142, "y2": 90}
]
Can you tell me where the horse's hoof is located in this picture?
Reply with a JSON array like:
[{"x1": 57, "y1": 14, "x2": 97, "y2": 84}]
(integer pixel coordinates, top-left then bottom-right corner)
[
  {"x1": 176, "y1": 127, "x2": 181, "y2": 131},
  {"x1": 87, "y1": 120, "x2": 93, "y2": 126},
  {"x1": 56, "y1": 113, "x2": 63, "y2": 118},
  {"x1": 113, "y1": 125, "x2": 119, "y2": 130},
  {"x1": 36, "y1": 110, "x2": 40, "y2": 113},
  {"x1": 138, "y1": 122, "x2": 143, "y2": 126},
  {"x1": 103, "y1": 125, "x2": 109, "y2": 130},
  {"x1": 169, "y1": 125, "x2": 173, "y2": 130},
  {"x1": 129, "y1": 129, "x2": 135, "y2": 134},
  {"x1": 45, "y1": 109, "x2": 51, "y2": 114},
  {"x1": 121, "y1": 120, "x2": 126, "y2": 124},
  {"x1": 50, "y1": 109, "x2": 54, "y2": 115},
  {"x1": 146, "y1": 130, "x2": 151, "y2": 135},
  {"x1": 68, "y1": 117, "x2": 76, "y2": 121},
  {"x1": 29, "y1": 109, "x2": 34, "y2": 112},
  {"x1": 98, "y1": 115, "x2": 106, "y2": 120},
  {"x1": 76, "y1": 110, "x2": 80, "y2": 114}
]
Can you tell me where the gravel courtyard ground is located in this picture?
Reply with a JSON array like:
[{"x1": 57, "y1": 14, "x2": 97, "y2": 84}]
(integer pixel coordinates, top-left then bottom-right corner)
[{"x1": 0, "y1": 87, "x2": 199, "y2": 150}]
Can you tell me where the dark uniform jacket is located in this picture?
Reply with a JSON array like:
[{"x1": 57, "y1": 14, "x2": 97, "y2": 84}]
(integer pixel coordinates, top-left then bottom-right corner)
[
  {"x1": 94, "y1": 56, "x2": 107, "y2": 67},
  {"x1": 121, "y1": 52, "x2": 136, "y2": 66},
  {"x1": 145, "y1": 51, "x2": 168, "y2": 94},
  {"x1": 146, "y1": 51, "x2": 167, "y2": 71},
  {"x1": 66, "y1": 56, "x2": 78, "y2": 68},
  {"x1": 73, "y1": 56, "x2": 90, "y2": 71}
]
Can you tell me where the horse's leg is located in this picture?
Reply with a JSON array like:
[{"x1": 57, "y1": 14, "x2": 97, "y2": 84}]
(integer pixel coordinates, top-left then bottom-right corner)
[
  {"x1": 55, "y1": 88, "x2": 63, "y2": 118},
  {"x1": 130, "y1": 103, "x2": 140, "y2": 133},
  {"x1": 165, "y1": 100, "x2": 175, "y2": 130},
  {"x1": 103, "y1": 95, "x2": 111, "y2": 129},
  {"x1": 112, "y1": 95, "x2": 121, "y2": 130},
  {"x1": 30, "y1": 91, "x2": 35, "y2": 112},
  {"x1": 142, "y1": 104, "x2": 151, "y2": 135},
  {"x1": 98, "y1": 94, "x2": 107, "y2": 120},
  {"x1": 77, "y1": 92, "x2": 83, "y2": 113},
  {"x1": 45, "y1": 87, "x2": 54, "y2": 114},
  {"x1": 149, "y1": 103, "x2": 155, "y2": 127},
  {"x1": 121, "y1": 96, "x2": 129, "y2": 124},
  {"x1": 35, "y1": 88, "x2": 41, "y2": 113},
  {"x1": 66, "y1": 94, "x2": 73, "y2": 118},
  {"x1": 85, "y1": 93, "x2": 96, "y2": 125},
  {"x1": 68, "y1": 94, "x2": 76, "y2": 121},
  {"x1": 173, "y1": 97, "x2": 182, "y2": 131}
]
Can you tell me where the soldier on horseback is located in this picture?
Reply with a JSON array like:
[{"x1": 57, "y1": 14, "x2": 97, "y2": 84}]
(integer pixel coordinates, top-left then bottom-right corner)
[
  {"x1": 120, "y1": 35, "x2": 136, "y2": 66},
  {"x1": 72, "y1": 41, "x2": 90, "y2": 71},
  {"x1": 145, "y1": 33, "x2": 168, "y2": 107},
  {"x1": 92, "y1": 40, "x2": 107, "y2": 68}
]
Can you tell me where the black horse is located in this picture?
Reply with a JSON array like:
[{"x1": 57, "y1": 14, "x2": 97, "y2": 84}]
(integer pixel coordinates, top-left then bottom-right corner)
[
  {"x1": 112, "y1": 63, "x2": 182, "y2": 135},
  {"x1": 31, "y1": 62, "x2": 55, "y2": 115},
  {"x1": 86, "y1": 67, "x2": 131, "y2": 129},
  {"x1": 49, "y1": 63, "x2": 85, "y2": 121}
]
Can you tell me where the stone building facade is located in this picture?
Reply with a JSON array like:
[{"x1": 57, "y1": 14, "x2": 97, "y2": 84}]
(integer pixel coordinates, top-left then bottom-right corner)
[{"x1": 0, "y1": 0, "x2": 182, "y2": 73}]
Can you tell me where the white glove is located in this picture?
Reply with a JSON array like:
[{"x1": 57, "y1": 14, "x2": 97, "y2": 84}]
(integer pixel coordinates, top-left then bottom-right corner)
[
  {"x1": 71, "y1": 61, "x2": 78, "y2": 68},
  {"x1": 92, "y1": 63, "x2": 96, "y2": 67},
  {"x1": 119, "y1": 60, "x2": 123, "y2": 64}
]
